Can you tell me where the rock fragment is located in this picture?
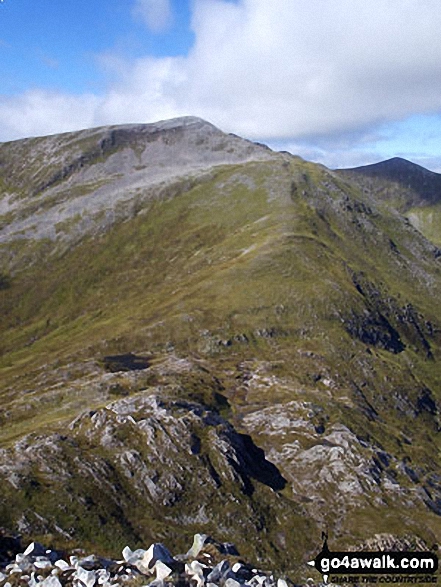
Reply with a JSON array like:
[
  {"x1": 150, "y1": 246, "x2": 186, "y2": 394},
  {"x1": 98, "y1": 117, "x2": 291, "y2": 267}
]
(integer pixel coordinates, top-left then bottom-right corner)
[
  {"x1": 155, "y1": 560, "x2": 172, "y2": 580},
  {"x1": 0, "y1": 532, "x2": 288, "y2": 587},
  {"x1": 76, "y1": 565, "x2": 97, "y2": 587}
]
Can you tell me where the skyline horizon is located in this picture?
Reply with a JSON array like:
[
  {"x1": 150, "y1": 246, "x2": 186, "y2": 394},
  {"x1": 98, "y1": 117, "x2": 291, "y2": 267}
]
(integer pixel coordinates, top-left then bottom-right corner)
[
  {"x1": 1, "y1": 1, "x2": 441, "y2": 172},
  {"x1": 0, "y1": 113, "x2": 439, "y2": 174}
]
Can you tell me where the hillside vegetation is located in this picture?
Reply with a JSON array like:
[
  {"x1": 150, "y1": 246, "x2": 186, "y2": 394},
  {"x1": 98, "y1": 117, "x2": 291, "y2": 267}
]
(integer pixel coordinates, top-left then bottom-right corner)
[{"x1": 0, "y1": 118, "x2": 440, "y2": 581}]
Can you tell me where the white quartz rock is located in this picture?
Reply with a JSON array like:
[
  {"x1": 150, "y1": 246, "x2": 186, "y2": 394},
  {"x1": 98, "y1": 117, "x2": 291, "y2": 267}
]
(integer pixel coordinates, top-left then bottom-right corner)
[
  {"x1": 40, "y1": 576, "x2": 63, "y2": 587},
  {"x1": 155, "y1": 560, "x2": 172, "y2": 580},
  {"x1": 24, "y1": 542, "x2": 47, "y2": 557},
  {"x1": 122, "y1": 545, "x2": 146, "y2": 565},
  {"x1": 76, "y1": 565, "x2": 97, "y2": 587},
  {"x1": 34, "y1": 559, "x2": 53, "y2": 569},
  {"x1": 137, "y1": 543, "x2": 175, "y2": 574},
  {"x1": 55, "y1": 559, "x2": 72, "y2": 571},
  {"x1": 186, "y1": 533, "x2": 208, "y2": 558}
]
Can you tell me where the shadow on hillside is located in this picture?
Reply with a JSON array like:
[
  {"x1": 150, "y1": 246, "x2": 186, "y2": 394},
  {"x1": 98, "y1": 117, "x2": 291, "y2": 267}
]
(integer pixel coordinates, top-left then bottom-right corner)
[{"x1": 101, "y1": 353, "x2": 150, "y2": 373}]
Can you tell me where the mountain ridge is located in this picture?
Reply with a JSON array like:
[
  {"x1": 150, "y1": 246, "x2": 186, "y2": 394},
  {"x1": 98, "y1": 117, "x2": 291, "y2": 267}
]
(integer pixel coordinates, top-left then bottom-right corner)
[{"x1": 0, "y1": 119, "x2": 440, "y2": 581}]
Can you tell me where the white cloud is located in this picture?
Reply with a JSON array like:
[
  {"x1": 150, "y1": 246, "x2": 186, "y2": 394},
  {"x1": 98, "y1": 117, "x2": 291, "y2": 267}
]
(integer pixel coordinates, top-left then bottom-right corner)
[
  {"x1": 2, "y1": 0, "x2": 441, "y2": 169},
  {"x1": 132, "y1": 0, "x2": 173, "y2": 33},
  {"x1": 179, "y1": 0, "x2": 441, "y2": 140},
  {"x1": 0, "y1": 90, "x2": 99, "y2": 142},
  {"x1": 97, "y1": 55, "x2": 189, "y2": 124},
  {"x1": 267, "y1": 140, "x2": 391, "y2": 171}
]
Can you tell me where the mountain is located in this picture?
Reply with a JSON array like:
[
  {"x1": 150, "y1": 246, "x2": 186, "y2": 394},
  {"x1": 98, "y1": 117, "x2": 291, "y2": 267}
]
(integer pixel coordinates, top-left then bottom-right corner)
[
  {"x1": 337, "y1": 157, "x2": 441, "y2": 245},
  {"x1": 338, "y1": 157, "x2": 441, "y2": 206},
  {"x1": 0, "y1": 117, "x2": 272, "y2": 253},
  {"x1": 0, "y1": 119, "x2": 440, "y2": 581}
]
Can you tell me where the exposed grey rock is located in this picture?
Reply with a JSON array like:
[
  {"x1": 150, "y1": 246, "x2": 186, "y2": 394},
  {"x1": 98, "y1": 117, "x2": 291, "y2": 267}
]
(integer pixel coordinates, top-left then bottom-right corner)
[
  {"x1": 0, "y1": 117, "x2": 275, "y2": 248},
  {"x1": 0, "y1": 531, "x2": 317, "y2": 586},
  {"x1": 185, "y1": 560, "x2": 207, "y2": 587},
  {"x1": 146, "y1": 543, "x2": 175, "y2": 568},
  {"x1": 232, "y1": 562, "x2": 255, "y2": 583},
  {"x1": 77, "y1": 554, "x2": 114, "y2": 570},
  {"x1": 54, "y1": 560, "x2": 72, "y2": 572},
  {"x1": 96, "y1": 568, "x2": 111, "y2": 584},
  {"x1": 122, "y1": 545, "x2": 146, "y2": 565},
  {"x1": 34, "y1": 558, "x2": 53, "y2": 569},
  {"x1": 40, "y1": 576, "x2": 63, "y2": 587},
  {"x1": 0, "y1": 535, "x2": 287, "y2": 587},
  {"x1": 1, "y1": 119, "x2": 441, "y2": 580},
  {"x1": 207, "y1": 560, "x2": 231, "y2": 583}
]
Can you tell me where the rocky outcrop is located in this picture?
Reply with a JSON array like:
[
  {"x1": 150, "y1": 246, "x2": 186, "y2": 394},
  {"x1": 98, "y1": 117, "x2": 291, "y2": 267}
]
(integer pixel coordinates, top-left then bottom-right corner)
[
  {"x1": 0, "y1": 534, "x2": 291, "y2": 587},
  {"x1": 0, "y1": 360, "x2": 303, "y2": 570}
]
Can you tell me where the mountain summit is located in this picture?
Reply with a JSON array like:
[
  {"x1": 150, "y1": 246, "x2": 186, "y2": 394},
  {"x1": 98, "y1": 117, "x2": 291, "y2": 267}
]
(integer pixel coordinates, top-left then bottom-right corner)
[
  {"x1": 0, "y1": 116, "x2": 273, "y2": 250},
  {"x1": 0, "y1": 120, "x2": 440, "y2": 579},
  {"x1": 338, "y1": 156, "x2": 441, "y2": 206},
  {"x1": 337, "y1": 157, "x2": 441, "y2": 246}
]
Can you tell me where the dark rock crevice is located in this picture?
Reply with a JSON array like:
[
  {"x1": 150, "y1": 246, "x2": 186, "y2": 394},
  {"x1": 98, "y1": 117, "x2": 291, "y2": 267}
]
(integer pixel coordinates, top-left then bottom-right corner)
[
  {"x1": 225, "y1": 432, "x2": 287, "y2": 494},
  {"x1": 347, "y1": 270, "x2": 435, "y2": 356},
  {"x1": 344, "y1": 308, "x2": 405, "y2": 353},
  {"x1": 101, "y1": 353, "x2": 150, "y2": 372}
]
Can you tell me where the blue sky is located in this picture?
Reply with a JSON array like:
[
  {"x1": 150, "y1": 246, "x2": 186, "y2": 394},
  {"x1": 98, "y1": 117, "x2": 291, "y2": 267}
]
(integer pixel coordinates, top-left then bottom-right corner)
[
  {"x1": 1, "y1": 0, "x2": 441, "y2": 171},
  {"x1": 0, "y1": 0, "x2": 194, "y2": 94}
]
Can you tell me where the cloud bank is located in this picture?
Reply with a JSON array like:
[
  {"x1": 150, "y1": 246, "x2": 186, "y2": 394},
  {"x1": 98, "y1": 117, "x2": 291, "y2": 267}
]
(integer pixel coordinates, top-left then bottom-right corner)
[{"x1": 2, "y1": 0, "x2": 441, "y2": 167}]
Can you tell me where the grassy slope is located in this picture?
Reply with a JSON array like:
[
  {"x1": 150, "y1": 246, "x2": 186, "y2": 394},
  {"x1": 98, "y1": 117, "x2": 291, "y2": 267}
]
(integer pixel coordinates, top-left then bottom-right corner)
[
  {"x1": 406, "y1": 203, "x2": 441, "y2": 246},
  {"x1": 1, "y1": 154, "x2": 440, "y2": 445},
  {"x1": 1, "y1": 154, "x2": 441, "y2": 571}
]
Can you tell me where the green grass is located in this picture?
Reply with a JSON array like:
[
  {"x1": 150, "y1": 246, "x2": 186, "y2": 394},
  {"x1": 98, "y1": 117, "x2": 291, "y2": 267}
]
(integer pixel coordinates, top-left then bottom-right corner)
[
  {"x1": 1, "y1": 156, "x2": 440, "y2": 435},
  {"x1": 407, "y1": 203, "x2": 441, "y2": 246},
  {"x1": 1, "y1": 153, "x2": 441, "y2": 575}
]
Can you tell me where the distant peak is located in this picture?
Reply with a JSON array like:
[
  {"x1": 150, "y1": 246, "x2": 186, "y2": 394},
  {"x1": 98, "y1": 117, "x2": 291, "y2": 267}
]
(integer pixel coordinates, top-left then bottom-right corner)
[
  {"x1": 341, "y1": 156, "x2": 439, "y2": 178},
  {"x1": 336, "y1": 155, "x2": 441, "y2": 208},
  {"x1": 383, "y1": 156, "x2": 410, "y2": 163},
  {"x1": 376, "y1": 157, "x2": 428, "y2": 170}
]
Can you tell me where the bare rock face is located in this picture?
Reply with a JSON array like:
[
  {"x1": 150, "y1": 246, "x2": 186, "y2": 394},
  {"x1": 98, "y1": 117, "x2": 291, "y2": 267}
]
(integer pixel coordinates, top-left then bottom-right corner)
[{"x1": 0, "y1": 117, "x2": 274, "y2": 247}]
